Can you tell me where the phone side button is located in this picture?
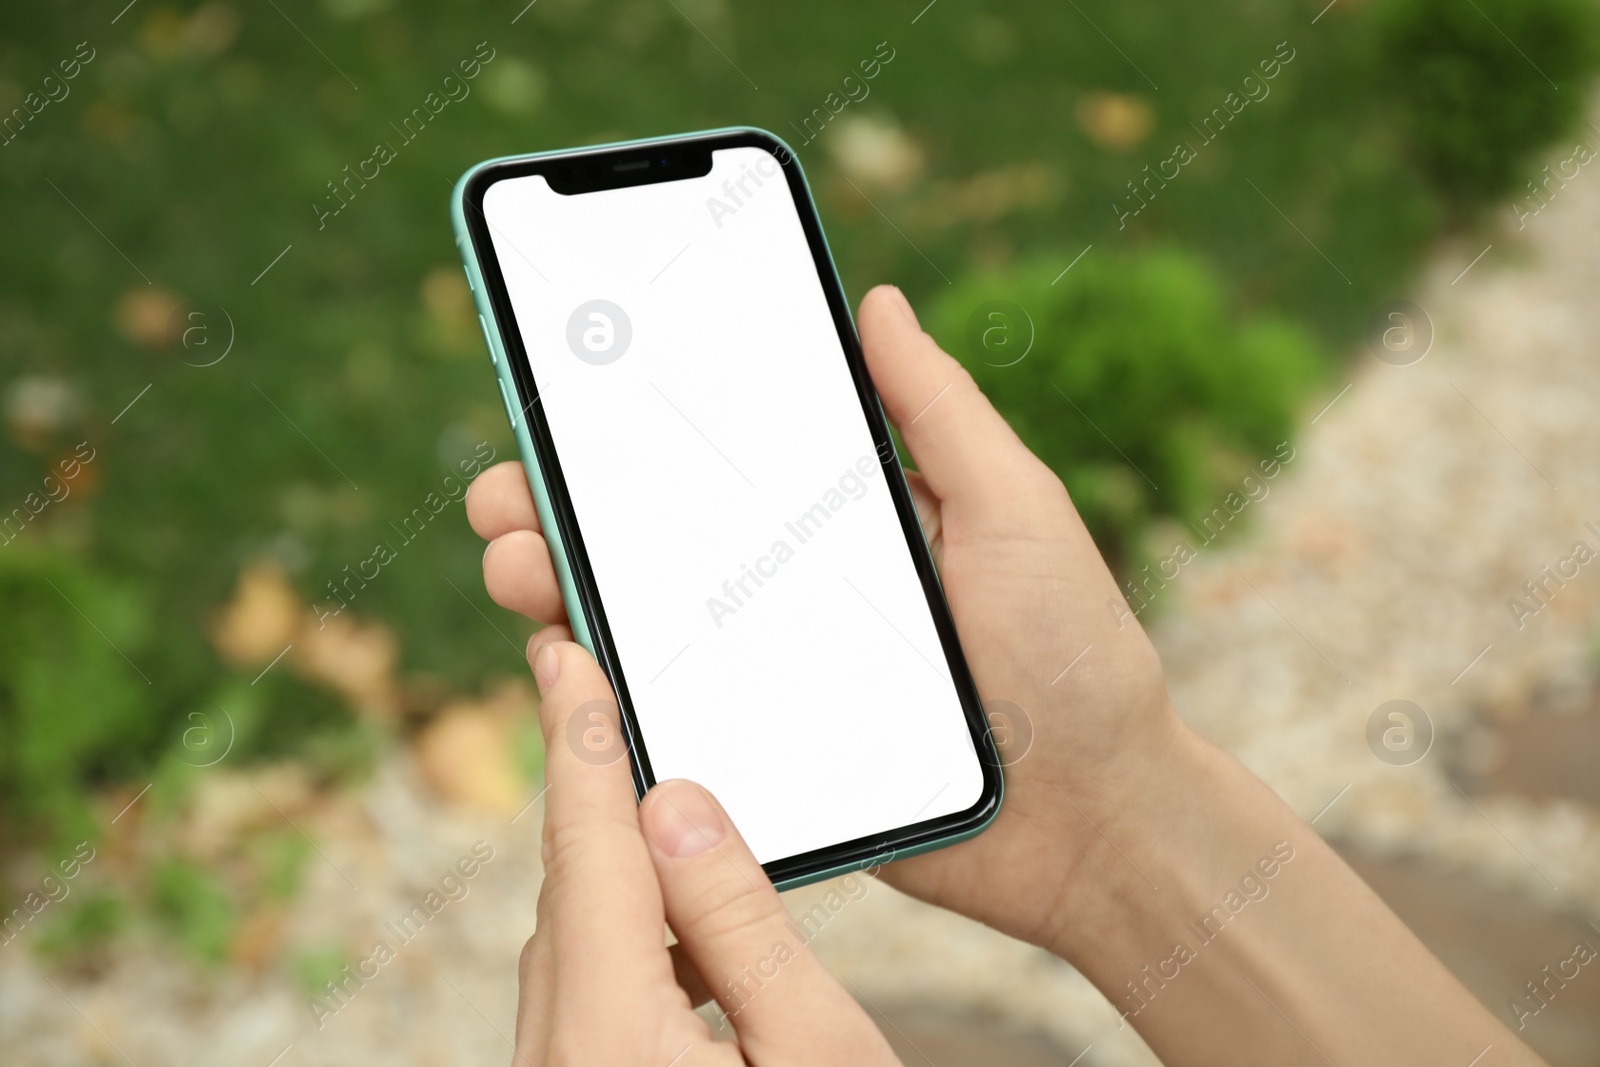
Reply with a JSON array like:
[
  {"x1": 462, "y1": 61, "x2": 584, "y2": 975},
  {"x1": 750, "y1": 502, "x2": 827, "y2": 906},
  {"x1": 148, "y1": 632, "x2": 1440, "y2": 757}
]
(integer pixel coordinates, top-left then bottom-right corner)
[
  {"x1": 479, "y1": 314, "x2": 498, "y2": 366},
  {"x1": 463, "y1": 264, "x2": 475, "y2": 292},
  {"x1": 497, "y1": 378, "x2": 519, "y2": 431}
]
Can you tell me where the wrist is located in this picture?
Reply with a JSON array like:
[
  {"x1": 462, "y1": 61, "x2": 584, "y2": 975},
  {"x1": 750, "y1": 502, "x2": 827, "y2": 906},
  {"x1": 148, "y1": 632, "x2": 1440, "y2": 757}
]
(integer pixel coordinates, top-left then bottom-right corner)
[
  {"x1": 1034, "y1": 713, "x2": 1528, "y2": 1066},
  {"x1": 1042, "y1": 713, "x2": 1285, "y2": 968}
]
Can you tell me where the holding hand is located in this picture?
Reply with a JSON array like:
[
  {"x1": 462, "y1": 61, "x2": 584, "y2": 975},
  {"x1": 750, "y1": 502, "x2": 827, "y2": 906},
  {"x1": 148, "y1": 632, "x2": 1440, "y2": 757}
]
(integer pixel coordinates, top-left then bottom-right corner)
[
  {"x1": 512, "y1": 636, "x2": 902, "y2": 1066},
  {"x1": 473, "y1": 285, "x2": 1542, "y2": 1067}
]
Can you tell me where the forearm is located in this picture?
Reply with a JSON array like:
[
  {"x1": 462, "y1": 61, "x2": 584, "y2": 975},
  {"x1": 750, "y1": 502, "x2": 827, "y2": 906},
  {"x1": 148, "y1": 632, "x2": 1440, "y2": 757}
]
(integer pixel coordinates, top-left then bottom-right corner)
[{"x1": 1051, "y1": 716, "x2": 1542, "y2": 1067}]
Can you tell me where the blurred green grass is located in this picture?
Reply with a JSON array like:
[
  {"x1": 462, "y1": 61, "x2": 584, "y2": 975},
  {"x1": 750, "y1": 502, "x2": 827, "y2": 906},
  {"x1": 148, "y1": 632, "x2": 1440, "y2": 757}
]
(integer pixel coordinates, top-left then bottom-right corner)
[{"x1": 1, "y1": 0, "x2": 1596, "y2": 856}]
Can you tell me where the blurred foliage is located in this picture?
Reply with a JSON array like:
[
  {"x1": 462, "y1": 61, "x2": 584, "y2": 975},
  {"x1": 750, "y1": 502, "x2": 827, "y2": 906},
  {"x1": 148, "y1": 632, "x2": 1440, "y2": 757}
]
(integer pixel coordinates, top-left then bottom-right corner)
[
  {"x1": 251, "y1": 828, "x2": 313, "y2": 902},
  {"x1": 297, "y1": 715, "x2": 386, "y2": 784},
  {"x1": 1370, "y1": 0, "x2": 1600, "y2": 207},
  {"x1": 0, "y1": 0, "x2": 1596, "y2": 869},
  {"x1": 516, "y1": 713, "x2": 547, "y2": 783},
  {"x1": 34, "y1": 890, "x2": 128, "y2": 963},
  {"x1": 0, "y1": 549, "x2": 158, "y2": 849},
  {"x1": 292, "y1": 944, "x2": 352, "y2": 998},
  {"x1": 930, "y1": 250, "x2": 1321, "y2": 565},
  {"x1": 150, "y1": 858, "x2": 236, "y2": 964}
]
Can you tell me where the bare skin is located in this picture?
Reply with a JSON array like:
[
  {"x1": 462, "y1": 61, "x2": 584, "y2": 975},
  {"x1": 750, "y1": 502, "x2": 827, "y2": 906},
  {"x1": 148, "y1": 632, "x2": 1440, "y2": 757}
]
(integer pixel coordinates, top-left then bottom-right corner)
[{"x1": 469, "y1": 285, "x2": 1544, "y2": 1066}]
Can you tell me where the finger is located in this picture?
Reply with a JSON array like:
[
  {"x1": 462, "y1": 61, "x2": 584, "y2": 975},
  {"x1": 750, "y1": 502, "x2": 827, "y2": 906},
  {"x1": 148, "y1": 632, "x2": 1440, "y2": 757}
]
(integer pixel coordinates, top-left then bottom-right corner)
[
  {"x1": 467, "y1": 460, "x2": 542, "y2": 540},
  {"x1": 640, "y1": 779, "x2": 898, "y2": 1063},
  {"x1": 902, "y1": 468, "x2": 943, "y2": 562},
  {"x1": 858, "y1": 285, "x2": 1050, "y2": 512},
  {"x1": 668, "y1": 941, "x2": 714, "y2": 1009},
  {"x1": 531, "y1": 642, "x2": 677, "y2": 1050},
  {"x1": 513, "y1": 628, "x2": 597, "y2": 1065},
  {"x1": 525, "y1": 623, "x2": 573, "y2": 668},
  {"x1": 484, "y1": 529, "x2": 567, "y2": 624},
  {"x1": 512, "y1": 887, "x2": 555, "y2": 1064}
]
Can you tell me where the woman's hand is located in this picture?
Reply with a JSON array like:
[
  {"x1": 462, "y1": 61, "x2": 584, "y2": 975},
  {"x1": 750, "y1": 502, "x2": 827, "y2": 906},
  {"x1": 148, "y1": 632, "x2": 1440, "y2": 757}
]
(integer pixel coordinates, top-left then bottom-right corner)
[
  {"x1": 514, "y1": 635, "x2": 903, "y2": 1066},
  {"x1": 467, "y1": 284, "x2": 1181, "y2": 959},
  {"x1": 844, "y1": 286, "x2": 1184, "y2": 952},
  {"x1": 471, "y1": 285, "x2": 1539, "y2": 1066}
]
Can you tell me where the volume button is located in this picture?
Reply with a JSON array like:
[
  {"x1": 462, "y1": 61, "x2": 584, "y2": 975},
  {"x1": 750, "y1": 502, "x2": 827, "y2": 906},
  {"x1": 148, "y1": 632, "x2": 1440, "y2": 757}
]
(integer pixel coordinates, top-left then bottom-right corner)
[
  {"x1": 478, "y1": 314, "x2": 499, "y2": 366},
  {"x1": 497, "y1": 378, "x2": 520, "y2": 430}
]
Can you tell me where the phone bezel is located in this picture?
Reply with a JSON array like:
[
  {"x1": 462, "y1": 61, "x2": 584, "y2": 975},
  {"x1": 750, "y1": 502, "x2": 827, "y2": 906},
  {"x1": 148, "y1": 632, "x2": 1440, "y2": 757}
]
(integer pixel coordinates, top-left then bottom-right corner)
[{"x1": 459, "y1": 127, "x2": 1003, "y2": 887}]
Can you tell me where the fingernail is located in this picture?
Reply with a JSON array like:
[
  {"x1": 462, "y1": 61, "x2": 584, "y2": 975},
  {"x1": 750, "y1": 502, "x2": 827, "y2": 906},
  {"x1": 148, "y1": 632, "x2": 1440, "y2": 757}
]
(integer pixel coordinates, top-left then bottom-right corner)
[
  {"x1": 644, "y1": 781, "x2": 725, "y2": 858},
  {"x1": 887, "y1": 285, "x2": 919, "y2": 327},
  {"x1": 534, "y1": 643, "x2": 560, "y2": 688}
]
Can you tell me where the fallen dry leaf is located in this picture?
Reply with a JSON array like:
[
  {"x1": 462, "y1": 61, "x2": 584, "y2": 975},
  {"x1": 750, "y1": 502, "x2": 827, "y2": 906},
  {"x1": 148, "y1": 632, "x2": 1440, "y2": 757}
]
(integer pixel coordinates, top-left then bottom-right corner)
[
  {"x1": 414, "y1": 702, "x2": 526, "y2": 814},
  {"x1": 827, "y1": 114, "x2": 924, "y2": 192},
  {"x1": 297, "y1": 613, "x2": 400, "y2": 719},
  {"x1": 114, "y1": 287, "x2": 184, "y2": 349},
  {"x1": 1076, "y1": 92, "x2": 1154, "y2": 152},
  {"x1": 231, "y1": 905, "x2": 287, "y2": 972},
  {"x1": 212, "y1": 561, "x2": 302, "y2": 668},
  {"x1": 4, "y1": 376, "x2": 80, "y2": 450}
]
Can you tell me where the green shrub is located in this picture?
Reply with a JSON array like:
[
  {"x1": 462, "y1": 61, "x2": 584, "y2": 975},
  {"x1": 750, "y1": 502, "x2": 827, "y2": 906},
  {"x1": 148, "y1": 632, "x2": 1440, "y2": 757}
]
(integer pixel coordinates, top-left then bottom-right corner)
[
  {"x1": 0, "y1": 551, "x2": 160, "y2": 847},
  {"x1": 1370, "y1": 0, "x2": 1600, "y2": 207},
  {"x1": 929, "y1": 250, "x2": 1322, "y2": 566}
]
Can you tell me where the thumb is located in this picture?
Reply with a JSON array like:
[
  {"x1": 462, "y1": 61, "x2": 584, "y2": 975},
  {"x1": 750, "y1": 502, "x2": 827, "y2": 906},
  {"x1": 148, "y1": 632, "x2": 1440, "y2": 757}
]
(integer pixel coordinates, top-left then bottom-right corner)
[
  {"x1": 639, "y1": 780, "x2": 897, "y2": 1063},
  {"x1": 857, "y1": 284, "x2": 1050, "y2": 511}
]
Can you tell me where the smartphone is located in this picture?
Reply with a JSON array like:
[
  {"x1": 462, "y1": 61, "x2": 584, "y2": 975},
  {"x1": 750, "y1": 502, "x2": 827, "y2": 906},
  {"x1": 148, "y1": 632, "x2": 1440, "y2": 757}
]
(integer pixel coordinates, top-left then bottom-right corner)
[{"x1": 451, "y1": 127, "x2": 1001, "y2": 890}]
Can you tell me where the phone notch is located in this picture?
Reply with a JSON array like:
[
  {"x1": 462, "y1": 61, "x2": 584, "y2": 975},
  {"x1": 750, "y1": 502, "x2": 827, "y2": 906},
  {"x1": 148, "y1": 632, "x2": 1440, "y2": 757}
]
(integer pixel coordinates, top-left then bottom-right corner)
[{"x1": 545, "y1": 146, "x2": 714, "y2": 196}]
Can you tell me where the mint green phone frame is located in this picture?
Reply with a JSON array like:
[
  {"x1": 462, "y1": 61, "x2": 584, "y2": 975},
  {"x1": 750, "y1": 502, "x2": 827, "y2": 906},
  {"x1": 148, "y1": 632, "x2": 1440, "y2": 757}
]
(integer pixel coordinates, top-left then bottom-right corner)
[{"x1": 450, "y1": 126, "x2": 1002, "y2": 891}]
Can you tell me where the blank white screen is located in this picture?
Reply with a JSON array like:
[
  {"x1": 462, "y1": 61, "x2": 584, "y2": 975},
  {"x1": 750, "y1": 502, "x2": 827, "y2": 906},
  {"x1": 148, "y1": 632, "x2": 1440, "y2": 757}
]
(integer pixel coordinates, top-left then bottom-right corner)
[{"x1": 483, "y1": 145, "x2": 983, "y2": 864}]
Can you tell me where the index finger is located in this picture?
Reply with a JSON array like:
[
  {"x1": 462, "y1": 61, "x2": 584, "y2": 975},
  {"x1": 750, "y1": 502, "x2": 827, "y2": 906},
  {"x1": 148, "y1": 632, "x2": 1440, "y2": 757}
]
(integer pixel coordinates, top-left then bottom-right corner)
[
  {"x1": 467, "y1": 460, "x2": 543, "y2": 540},
  {"x1": 530, "y1": 641, "x2": 675, "y2": 1030}
]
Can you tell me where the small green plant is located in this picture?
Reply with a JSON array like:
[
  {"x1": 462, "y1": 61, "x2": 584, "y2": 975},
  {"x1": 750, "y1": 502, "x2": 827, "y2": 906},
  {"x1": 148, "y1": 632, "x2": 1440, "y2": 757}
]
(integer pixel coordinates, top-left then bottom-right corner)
[
  {"x1": 150, "y1": 859, "x2": 236, "y2": 964},
  {"x1": 293, "y1": 945, "x2": 353, "y2": 998},
  {"x1": 34, "y1": 891, "x2": 128, "y2": 964},
  {"x1": 299, "y1": 717, "x2": 385, "y2": 787},
  {"x1": 253, "y1": 829, "x2": 314, "y2": 903},
  {"x1": 929, "y1": 249, "x2": 1321, "y2": 566}
]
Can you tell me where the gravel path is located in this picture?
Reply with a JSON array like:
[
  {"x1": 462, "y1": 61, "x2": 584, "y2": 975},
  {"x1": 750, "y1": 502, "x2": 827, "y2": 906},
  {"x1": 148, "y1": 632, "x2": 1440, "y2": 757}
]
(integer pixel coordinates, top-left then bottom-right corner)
[{"x1": 8, "y1": 120, "x2": 1600, "y2": 1067}]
